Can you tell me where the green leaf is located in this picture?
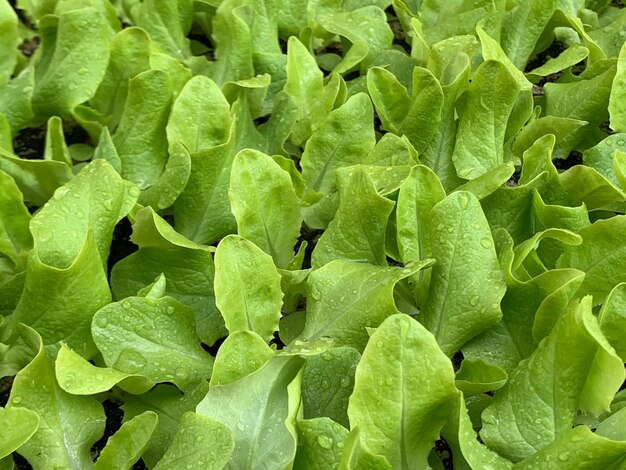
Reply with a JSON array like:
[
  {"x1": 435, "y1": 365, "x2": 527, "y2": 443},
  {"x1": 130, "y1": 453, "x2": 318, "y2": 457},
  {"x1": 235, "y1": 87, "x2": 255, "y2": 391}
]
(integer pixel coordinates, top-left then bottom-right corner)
[
  {"x1": 0, "y1": 147, "x2": 73, "y2": 207},
  {"x1": 0, "y1": 67, "x2": 35, "y2": 136},
  {"x1": 90, "y1": 27, "x2": 151, "y2": 130},
  {"x1": 153, "y1": 412, "x2": 234, "y2": 470},
  {"x1": 284, "y1": 36, "x2": 327, "y2": 145},
  {"x1": 338, "y1": 426, "x2": 391, "y2": 470},
  {"x1": 598, "y1": 283, "x2": 626, "y2": 360},
  {"x1": 0, "y1": 0, "x2": 19, "y2": 88},
  {"x1": 112, "y1": 208, "x2": 224, "y2": 346},
  {"x1": 583, "y1": 133, "x2": 626, "y2": 188},
  {"x1": 514, "y1": 425, "x2": 626, "y2": 469},
  {"x1": 55, "y1": 343, "x2": 150, "y2": 395},
  {"x1": 348, "y1": 314, "x2": 459, "y2": 469},
  {"x1": 316, "y1": 6, "x2": 393, "y2": 74},
  {"x1": 229, "y1": 149, "x2": 302, "y2": 268},
  {"x1": 500, "y1": 0, "x2": 558, "y2": 69},
  {"x1": 128, "y1": 0, "x2": 192, "y2": 59},
  {"x1": 94, "y1": 411, "x2": 158, "y2": 470},
  {"x1": 210, "y1": 330, "x2": 274, "y2": 387},
  {"x1": 301, "y1": 93, "x2": 375, "y2": 195},
  {"x1": 32, "y1": 8, "x2": 113, "y2": 118},
  {"x1": 420, "y1": 191, "x2": 506, "y2": 356},
  {"x1": 294, "y1": 417, "x2": 349, "y2": 470},
  {"x1": 196, "y1": 355, "x2": 304, "y2": 470},
  {"x1": 29, "y1": 159, "x2": 138, "y2": 269},
  {"x1": 312, "y1": 167, "x2": 394, "y2": 268},
  {"x1": 214, "y1": 235, "x2": 283, "y2": 342},
  {"x1": 557, "y1": 215, "x2": 626, "y2": 303},
  {"x1": 367, "y1": 66, "x2": 444, "y2": 154},
  {"x1": 167, "y1": 76, "x2": 231, "y2": 153},
  {"x1": 301, "y1": 259, "x2": 431, "y2": 351},
  {"x1": 121, "y1": 383, "x2": 210, "y2": 467},
  {"x1": 452, "y1": 61, "x2": 521, "y2": 180},
  {"x1": 112, "y1": 69, "x2": 172, "y2": 190},
  {"x1": 455, "y1": 359, "x2": 508, "y2": 397},
  {"x1": 480, "y1": 297, "x2": 625, "y2": 462},
  {"x1": 0, "y1": 406, "x2": 39, "y2": 460},
  {"x1": 544, "y1": 60, "x2": 617, "y2": 126},
  {"x1": 441, "y1": 395, "x2": 513, "y2": 470},
  {"x1": 0, "y1": 169, "x2": 32, "y2": 266},
  {"x1": 301, "y1": 346, "x2": 360, "y2": 429},
  {"x1": 92, "y1": 295, "x2": 214, "y2": 391},
  {"x1": 610, "y1": 42, "x2": 626, "y2": 133},
  {"x1": 525, "y1": 45, "x2": 590, "y2": 79},
  {"x1": 7, "y1": 325, "x2": 105, "y2": 469}
]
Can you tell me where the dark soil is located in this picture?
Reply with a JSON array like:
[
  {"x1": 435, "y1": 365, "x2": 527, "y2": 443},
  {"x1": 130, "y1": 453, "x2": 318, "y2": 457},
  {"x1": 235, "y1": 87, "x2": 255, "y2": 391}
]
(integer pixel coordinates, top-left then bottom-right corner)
[
  {"x1": 12, "y1": 126, "x2": 45, "y2": 160},
  {"x1": 107, "y1": 218, "x2": 137, "y2": 278}
]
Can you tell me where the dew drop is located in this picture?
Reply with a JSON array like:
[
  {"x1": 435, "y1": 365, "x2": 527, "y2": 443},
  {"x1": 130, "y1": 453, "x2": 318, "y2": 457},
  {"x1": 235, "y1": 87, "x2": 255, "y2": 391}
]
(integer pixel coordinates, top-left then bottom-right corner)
[
  {"x1": 76, "y1": 210, "x2": 84, "y2": 219},
  {"x1": 340, "y1": 377, "x2": 350, "y2": 388},
  {"x1": 321, "y1": 379, "x2": 330, "y2": 390},
  {"x1": 196, "y1": 435, "x2": 204, "y2": 442},
  {"x1": 12, "y1": 396, "x2": 22, "y2": 404},
  {"x1": 480, "y1": 237, "x2": 492, "y2": 249},
  {"x1": 459, "y1": 193, "x2": 470, "y2": 209},
  {"x1": 122, "y1": 301, "x2": 131, "y2": 309},
  {"x1": 558, "y1": 451, "x2": 570, "y2": 462},
  {"x1": 321, "y1": 353, "x2": 332, "y2": 361},
  {"x1": 103, "y1": 199, "x2": 113, "y2": 211},
  {"x1": 317, "y1": 435, "x2": 333, "y2": 449},
  {"x1": 166, "y1": 306, "x2": 175, "y2": 314},
  {"x1": 469, "y1": 295, "x2": 479, "y2": 306},
  {"x1": 618, "y1": 139, "x2": 625, "y2": 146},
  {"x1": 128, "y1": 186, "x2": 141, "y2": 198}
]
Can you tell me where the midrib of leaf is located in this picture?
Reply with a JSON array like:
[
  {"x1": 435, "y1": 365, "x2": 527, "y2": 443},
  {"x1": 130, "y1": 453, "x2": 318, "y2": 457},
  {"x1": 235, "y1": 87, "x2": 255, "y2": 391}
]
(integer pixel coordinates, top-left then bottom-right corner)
[
  {"x1": 311, "y1": 134, "x2": 348, "y2": 193},
  {"x1": 430, "y1": 214, "x2": 464, "y2": 343}
]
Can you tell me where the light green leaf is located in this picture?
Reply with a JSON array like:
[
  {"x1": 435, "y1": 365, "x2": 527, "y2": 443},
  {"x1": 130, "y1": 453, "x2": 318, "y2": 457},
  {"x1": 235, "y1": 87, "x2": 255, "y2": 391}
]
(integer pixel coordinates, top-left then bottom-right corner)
[
  {"x1": 111, "y1": 208, "x2": 223, "y2": 346},
  {"x1": 196, "y1": 355, "x2": 304, "y2": 470},
  {"x1": 610, "y1": 42, "x2": 626, "y2": 132},
  {"x1": 167, "y1": 76, "x2": 231, "y2": 153},
  {"x1": 29, "y1": 159, "x2": 138, "y2": 269},
  {"x1": 0, "y1": 406, "x2": 39, "y2": 460},
  {"x1": 312, "y1": 167, "x2": 394, "y2": 268},
  {"x1": 284, "y1": 36, "x2": 327, "y2": 145},
  {"x1": 0, "y1": 0, "x2": 19, "y2": 88},
  {"x1": 367, "y1": 67, "x2": 443, "y2": 154},
  {"x1": 92, "y1": 295, "x2": 214, "y2": 391},
  {"x1": 338, "y1": 426, "x2": 391, "y2": 470},
  {"x1": 0, "y1": 67, "x2": 35, "y2": 136},
  {"x1": 229, "y1": 149, "x2": 302, "y2": 268},
  {"x1": 43, "y1": 116, "x2": 71, "y2": 165},
  {"x1": 317, "y1": 6, "x2": 393, "y2": 74},
  {"x1": 420, "y1": 191, "x2": 506, "y2": 356},
  {"x1": 7, "y1": 325, "x2": 105, "y2": 469},
  {"x1": 557, "y1": 215, "x2": 626, "y2": 303},
  {"x1": 294, "y1": 417, "x2": 349, "y2": 470},
  {"x1": 455, "y1": 359, "x2": 508, "y2": 397},
  {"x1": 301, "y1": 346, "x2": 360, "y2": 429},
  {"x1": 514, "y1": 425, "x2": 626, "y2": 469},
  {"x1": 90, "y1": 27, "x2": 151, "y2": 130},
  {"x1": 0, "y1": 147, "x2": 73, "y2": 207},
  {"x1": 526, "y1": 45, "x2": 590, "y2": 79},
  {"x1": 583, "y1": 133, "x2": 626, "y2": 188},
  {"x1": 210, "y1": 330, "x2": 274, "y2": 387},
  {"x1": 121, "y1": 383, "x2": 210, "y2": 468},
  {"x1": 348, "y1": 314, "x2": 459, "y2": 469},
  {"x1": 452, "y1": 61, "x2": 521, "y2": 180},
  {"x1": 512, "y1": 115, "x2": 587, "y2": 160},
  {"x1": 544, "y1": 60, "x2": 616, "y2": 126},
  {"x1": 454, "y1": 162, "x2": 515, "y2": 200},
  {"x1": 480, "y1": 297, "x2": 625, "y2": 462},
  {"x1": 32, "y1": 8, "x2": 113, "y2": 118},
  {"x1": 598, "y1": 283, "x2": 626, "y2": 361},
  {"x1": 94, "y1": 411, "x2": 158, "y2": 470},
  {"x1": 214, "y1": 235, "x2": 283, "y2": 342},
  {"x1": 129, "y1": 0, "x2": 191, "y2": 59},
  {"x1": 112, "y1": 69, "x2": 172, "y2": 190},
  {"x1": 500, "y1": 0, "x2": 558, "y2": 69},
  {"x1": 302, "y1": 259, "x2": 431, "y2": 351},
  {"x1": 301, "y1": 93, "x2": 375, "y2": 195},
  {"x1": 441, "y1": 395, "x2": 513, "y2": 470},
  {"x1": 153, "y1": 412, "x2": 234, "y2": 470},
  {"x1": 136, "y1": 142, "x2": 191, "y2": 211},
  {"x1": 0, "y1": 169, "x2": 32, "y2": 266},
  {"x1": 559, "y1": 164, "x2": 625, "y2": 211}
]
